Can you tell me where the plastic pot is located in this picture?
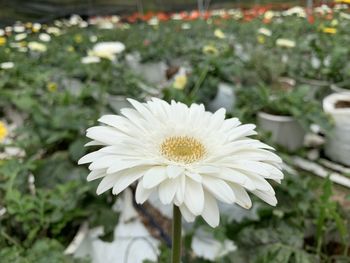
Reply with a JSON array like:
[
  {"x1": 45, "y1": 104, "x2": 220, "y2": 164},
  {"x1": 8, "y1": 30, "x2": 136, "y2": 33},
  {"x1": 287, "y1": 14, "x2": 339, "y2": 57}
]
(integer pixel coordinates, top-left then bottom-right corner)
[
  {"x1": 257, "y1": 111, "x2": 306, "y2": 151},
  {"x1": 323, "y1": 92, "x2": 350, "y2": 166}
]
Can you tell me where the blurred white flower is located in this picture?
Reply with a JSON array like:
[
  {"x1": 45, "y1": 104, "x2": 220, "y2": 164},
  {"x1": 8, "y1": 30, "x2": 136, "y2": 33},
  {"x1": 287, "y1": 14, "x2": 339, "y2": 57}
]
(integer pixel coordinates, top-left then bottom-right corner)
[
  {"x1": 15, "y1": 33, "x2": 27, "y2": 41},
  {"x1": 148, "y1": 17, "x2": 159, "y2": 26},
  {"x1": 181, "y1": 23, "x2": 191, "y2": 30},
  {"x1": 13, "y1": 25, "x2": 25, "y2": 33},
  {"x1": 89, "y1": 35, "x2": 98, "y2": 43},
  {"x1": 0, "y1": 29, "x2": 4, "y2": 36},
  {"x1": 89, "y1": 42, "x2": 125, "y2": 60},
  {"x1": 81, "y1": 56, "x2": 101, "y2": 64},
  {"x1": 283, "y1": 6, "x2": 306, "y2": 17},
  {"x1": 32, "y1": 23, "x2": 42, "y2": 32},
  {"x1": 69, "y1": 14, "x2": 83, "y2": 26},
  {"x1": 276, "y1": 38, "x2": 296, "y2": 48},
  {"x1": 0, "y1": 62, "x2": 14, "y2": 69},
  {"x1": 39, "y1": 33, "x2": 51, "y2": 42},
  {"x1": 47, "y1": 27, "x2": 61, "y2": 36},
  {"x1": 214, "y1": 29, "x2": 226, "y2": 39},
  {"x1": 28, "y1": 41, "x2": 47, "y2": 52},
  {"x1": 79, "y1": 98, "x2": 283, "y2": 228},
  {"x1": 258, "y1": 28, "x2": 272, "y2": 37}
]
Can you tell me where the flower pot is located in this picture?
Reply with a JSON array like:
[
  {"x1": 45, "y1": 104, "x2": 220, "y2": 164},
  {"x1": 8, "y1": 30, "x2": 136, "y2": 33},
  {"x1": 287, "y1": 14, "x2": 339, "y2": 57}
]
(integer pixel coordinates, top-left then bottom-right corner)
[
  {"x1": 207, "y1": 82, "x2": 235, "y2": 112},
  {"x1": 323, "y1": 92, "x2": 350, "y2": 166},
  {"x1": 126, "y1": 53, "x2": 167, "y2": 85},
  {"x1": 298, "y1": 78, "x2": 330, "y2": 98},
  {"x1": 330, "y1": 81, "x2": 350, "y2": 93},
  {"x1": 257, "y1": 112, "x2": 306, "y2": 151}
]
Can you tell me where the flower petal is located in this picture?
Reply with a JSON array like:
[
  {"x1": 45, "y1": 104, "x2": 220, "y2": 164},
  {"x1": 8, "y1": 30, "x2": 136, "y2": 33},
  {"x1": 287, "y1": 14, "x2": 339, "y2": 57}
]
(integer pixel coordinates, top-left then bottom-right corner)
[
  {"x1": 184, "y1": 178, "x2": 204, "y2": 216},
  {"x1": 201, "y1": 191, "x2": 220, "y2": 227},
  {"x1": 202, "y1": 176, "x2": 235, "y2": 204},
  {"x1": 143, "y1": 166, "x2": 167, "y2": 189}
]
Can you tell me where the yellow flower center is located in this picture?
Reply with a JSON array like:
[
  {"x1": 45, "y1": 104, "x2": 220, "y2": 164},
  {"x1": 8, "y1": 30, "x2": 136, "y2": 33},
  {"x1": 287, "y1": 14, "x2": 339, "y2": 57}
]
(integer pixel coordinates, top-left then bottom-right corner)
[
  {"x1": 160, "y1": 136, "x2": 206, "y2": 164},
  {"x1": 0, "y1": 121, "x2": 8, "y2": 142}
]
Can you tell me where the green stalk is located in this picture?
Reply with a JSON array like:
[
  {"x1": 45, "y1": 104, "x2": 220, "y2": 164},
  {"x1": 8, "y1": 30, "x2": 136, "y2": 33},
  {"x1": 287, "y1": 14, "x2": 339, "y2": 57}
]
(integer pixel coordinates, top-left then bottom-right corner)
[{"x1": 171, "y1": 205, "x2": 182, "y2": 263}]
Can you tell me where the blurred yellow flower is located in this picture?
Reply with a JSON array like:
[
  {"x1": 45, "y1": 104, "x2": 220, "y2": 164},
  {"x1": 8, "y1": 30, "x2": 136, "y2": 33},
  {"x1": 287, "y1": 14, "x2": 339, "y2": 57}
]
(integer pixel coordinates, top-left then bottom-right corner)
[
  {"x1": 47, "y1": 82, "x2": 58, "y2": 92},
  {"x1": 74, "y1": 34, "x2": 83, "y2": 43},
  {"x1": 67, "y1": 46, "x2": 75, "y2": 52},
  {"x1": 335, "y1": 0, "x2": 350, "y2": 3},
  {"x1": 257, "y1": 35, "x2": 265, "y2": 44},
  {"x1": 0, "y1": 37, "x2": 6, "y2": 46},
  {"x1": 203, "y1": 45, "x2": 219, "y2": 55},
  {"x1": 173, "y1": 75, "x2": 187, "y2": 90},
  {"x1": 323, "y1": 27, "x2": 337, "y2": 34},
  {"x1": 214, "y1": 29, "x2": 226, "y2": 39},
  {"x1": 0, "y1": 121, "x2": 8, "y2": 142}
]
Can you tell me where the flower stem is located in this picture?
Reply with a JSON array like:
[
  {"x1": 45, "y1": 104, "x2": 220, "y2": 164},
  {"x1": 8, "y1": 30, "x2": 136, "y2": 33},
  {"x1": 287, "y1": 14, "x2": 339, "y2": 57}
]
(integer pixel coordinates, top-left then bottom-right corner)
[{"x1": 171, "y1": 205, "x2": 182, "y2": 263}]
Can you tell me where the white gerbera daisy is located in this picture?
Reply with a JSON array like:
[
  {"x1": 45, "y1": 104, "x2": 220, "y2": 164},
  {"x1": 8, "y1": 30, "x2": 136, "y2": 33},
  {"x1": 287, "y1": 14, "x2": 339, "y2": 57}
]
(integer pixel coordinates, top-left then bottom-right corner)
[{"x1": 79, "y1": 98, "x2": 283, "y2": 227}]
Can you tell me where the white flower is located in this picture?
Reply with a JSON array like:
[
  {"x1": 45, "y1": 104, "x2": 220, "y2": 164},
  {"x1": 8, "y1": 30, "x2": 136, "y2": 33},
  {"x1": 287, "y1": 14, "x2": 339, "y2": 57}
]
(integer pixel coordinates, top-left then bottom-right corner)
[
  {"x1": 276, "y1": 38, "x2": 296, "y2": 48},
  {"x1": 89, "y1": 35, "x2": 98, "y2": 43},
  {"x1": 89, "y1": 41, "x2": 125, "y2": 60},
  {"x1": 0, "y1": 29, "x2": 5, "y2": 36},
  {"x1": 283, "y1": 6, "x2": 306, "y2": 17},
  {"x1": 39, "y1": 33, "x2": 51, "y2": 42},
  {"x1": 28, "y1": 41, "x2": 47, "y2": 52},
  {"x1": 0, "y1": 62, "x2": 14, "y2": 69},
  {"x1": 15, "y1": 33, "x2": 27, "y2": 41},
  {"x1": 13, "y1": 25, "x2": 25, "y2": 33},
  {"x1": 32, "y1": 23, "x2": 42, "y2": 32},
  {"x1": 79, "y1": 99, "x2": 283, "y2": 227},
  {"x1": 181, "y1": 23, "x2": 191, "y2": 30},
  {"x1": 148, "y1": 17, "x2": 159, "y2": 26},
  {"x1": 81, "y1": 56, "x2": 101, "y2": 64},
  {"x1": 46, "y1": 27, "x2": 60, "y2": 36},
  {"x1": 258, "y1": 28, "x2": 272, "y2": 37}
]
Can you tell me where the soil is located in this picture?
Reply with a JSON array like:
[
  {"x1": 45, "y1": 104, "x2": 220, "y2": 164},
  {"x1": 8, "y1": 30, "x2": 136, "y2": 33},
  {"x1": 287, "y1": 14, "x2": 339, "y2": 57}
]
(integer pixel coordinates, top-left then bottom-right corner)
[{"x1": 335, "y1": 100, "x2": 350, "y2": 109}]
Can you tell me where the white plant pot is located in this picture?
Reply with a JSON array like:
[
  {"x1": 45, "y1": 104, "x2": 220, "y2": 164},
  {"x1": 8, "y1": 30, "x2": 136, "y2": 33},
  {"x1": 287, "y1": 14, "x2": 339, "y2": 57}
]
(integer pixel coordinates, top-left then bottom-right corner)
[
  {"x1": 126, "y1": 53, "x2": 167, "y2": 85},
  {"x1": 208, "y1": 82, "x2": 235, "y2": 112},
  {"x1": 323, "y1": 92, "x2": 350, "y2": 166},
  {"x1": 257, "y1": 112, "x2": 305, "y2": 151},
  {"x1": 330, "y1": 83, "x2": 350, "y2": 93}
]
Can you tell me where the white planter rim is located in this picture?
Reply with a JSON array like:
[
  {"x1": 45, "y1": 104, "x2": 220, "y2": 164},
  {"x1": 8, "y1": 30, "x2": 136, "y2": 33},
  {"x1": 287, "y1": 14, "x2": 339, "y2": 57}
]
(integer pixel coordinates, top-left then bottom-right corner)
[
  {"x1": 323, "y1": 92, "x2": 350, "y2": 114},
  {"x1": 258, "y1": 111, "x2": 295, "y2": 122}
]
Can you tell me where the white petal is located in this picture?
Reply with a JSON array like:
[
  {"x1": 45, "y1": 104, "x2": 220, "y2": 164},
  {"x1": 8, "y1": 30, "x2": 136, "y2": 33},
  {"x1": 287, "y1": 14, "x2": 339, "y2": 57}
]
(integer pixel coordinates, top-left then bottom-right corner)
[
  {"x1": 229, "y1": 183, "x2": 252, "y2": 209},
  {"x1": 184, "y1": 178, "x2": 204, "y2": 216},
  {"x1": 202, "y1": 176, "x2": 235, "y2": 204},
  {"x1": 87, "y1": 170, "x2": 105, "y2": 181},
  {"x1": 167, "y1": 165, "x2": 185, "y2": 178},
  {"x1": 78, "y1": 151, "x2": 106, "y2": 164},
  {"x1": 201, "y1": 191, "x2": 220, "y2": 227},
  {"x1": 135, "y1": 180, "x2": 154, "y2": 204},
  {"x1": 88, "y1": 155, "x2": 120, "y2": 170},
  {"x1": 96, "y1": 173, "x2": 119, "y2": 195},
  {"x1": 216, "y1": 168, "x2": 255, "y2": 190},
  {"x1": 158, "y1": 178, "x2": 178, "y2": 205},
  {"x1": 175, "y1": 174, "x2": 186, "y2": 204},
  {"x1": 179, "y1": 204, "x2": 195, "y2": 222},
  {"x1": 143, "y1": 166, "x2": 167, "y2": 189},
  {"x1": 228, "y1": 124, "x2": 257, "y2": 141},
  {"x1": 252, "y1": 190, "x2": 277, "y2": 206},
  {"x1": 112, "y1": 169, "x2": 145, "y2": 195}
]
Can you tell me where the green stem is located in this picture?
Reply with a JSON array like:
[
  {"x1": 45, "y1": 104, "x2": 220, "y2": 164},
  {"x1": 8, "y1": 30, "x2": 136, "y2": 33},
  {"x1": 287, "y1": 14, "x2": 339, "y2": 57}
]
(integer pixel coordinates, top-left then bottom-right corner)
[{"x1": 171, "y1": 205, "x2": 182, "y2": 263}]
